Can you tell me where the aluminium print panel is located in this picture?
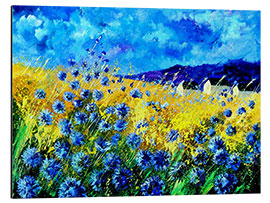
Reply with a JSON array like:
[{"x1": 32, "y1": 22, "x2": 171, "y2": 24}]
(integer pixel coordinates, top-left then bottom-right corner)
[{"x1": 12, "y1": 6, "x2": 260, "y2": 198}]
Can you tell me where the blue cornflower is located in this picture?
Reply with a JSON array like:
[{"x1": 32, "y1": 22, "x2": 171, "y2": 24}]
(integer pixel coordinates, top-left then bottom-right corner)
[
  {"x1": 57, "y1": 71, "x2": 67, "y2": 81},
  {"x1": 108, "y1": 89, "x2": 113, "y2": 94},
  {"x1": 63, "y1": 91, "x2": 75, "y2": 102},
  {"x1": 225, "y1": 125, "x2": 236, "y2": 136},
  {"x1": 92, "y1": 89, "x2": 104, "y2": 101},
  {"x1": 58, "y1": 119, "x2": 73, "y2": 136},
  {"x1": 208, "y1": 136, "x2": 225, "y2": 153},
  {"x1": 221, "y1": 101, "x2": 226, "y2": 106},
  {"x1": 210, "y1": 116, "x2": 219, "y2": 125},
  {"x1": 89, "y1": 112, "x2": 99, "y2": 122},
  {"x1": 52, "y1": 100, "x2": 65, "y2": 114},
  {"x1": 80, "y1": 89, "x2": 90, "y2": 99},
  {"x1": 248, "y1": 100, "x2": 255, "y2": 109},
  {"x1": 213, "y1": 149, "x2": 228, "y2": 165},
  {"x1": 38, "y1": 109, "x2": 53, "y2": 125},
  {"x1": 114, "y1": 119, "x2": 128, "y2": 132},
  {"x1": 208, "y1": 127, "x2": 216, "y2": 136},
  {"x1": 40, "y1": 158, "x2": 62, "y2": 181},
  {"x1": 227, "y1": 97, "x2": 233, "y2": 102},
  {"x1": 21, "y1": 147, "x2": 42, "y2": 168},
  {"x1": 70, "y1": 130, "x2": 85, "y2": 146},
  {"x1": 94, "y1": 72, "x2": 100, "y2": 79},
  {"x1": 58, "y1": 177, "x2": 86, "y2": 198},
  {"x1": 153, "y1": 150, "x2": 171, "y2": 170},
  {"x1": 253, "y1": 141, "x2": 261, "y2": 154},
  {"x1": 126, "y1": 133, "x2": 142, "y2": 150},
  {"x1": 100, "y1": 76, "x2": 110, "y2": 86},
  {"x1": 115, "y1": 103, "x2": 130, "y2": 118},
  {"x1": 98, "y1": 120, "x2": 112, "y2": 132},
  {"x1": 104, "y1": 67, "x2": 109, "y2": 72},
  {"x1": 189, "y1": 167, "x2": 206, "y2": 185},
  {"x1": 17, "y1": 176, "x2": 41, "y2": 198},
  {"x1": 224, "y1": 109, "x2": 232, "y2": 117},
  {"x1": 120, "y1": 86, "x2": 126, "y2": 92},
  {"x1": 226, "y1": 154, "x2": 241, "y2": 171},
  {"x1": 145, "y1": 90, "x2": 151, "y2": 97},
  {"x1": 111, "y1": 133, "x2": 121, "y2": 147},
  {"x1": 74, "y1": 111, "x2": 88, "y2": 125},
  {"x1": 35, "y1": 89, "x2": 46, "y2": 99},
  {"x1": 83, "y1": 73, "x2": 92, "y2": 83},
  {"x1": 237, "y1": 107, "x2": 246, "y2": 115},
  {"x1": 193, "y1": 147, "x2": 208, "y2": 165},
  {"x1": 54, "y1": 141, "x2": 70, "y2": 159},
  {"x1": 141, "y1": 176, "x2": 165, "y2": 196},
  {"x1": 71, "y1": 152, "x2": 90, "y2": 174},
  {"x1": 85, "y1": 102, "x2": 97, "y2": 112},
  {"x1": 68, "y1": 58, "x2": 76, "y2": 66},
  {"x1": 105, "y1": 106, "x2": 115, "y2": 115},
  {"x1": 145, "y1": 101, "x2": 151, "y2": 106},
  {"x1": 142, "y1": 82, "x2": 146, "y2": 87},
  {"x1": 73, "y1": 100, "x2": 83, "y2": 108},
  {"x1": 95, "y1": 137, "x2": 111, "y2": 153},
  {"x1": 252, "y1": 123, "x2": 260, "y2": 131},
  {"x1": 71, "y1": 68, "x2": 80, "y2": 77},
  {"x1": 89, "y1": 170, "x2": 107, "y2": 192},
  {"x1": 82, "y1": 61, "x2": 87, "y2": 68},
  {"x1": 166, "y1": 129, "x2": 180, "y2": 142},
  {"x1": 102, "y1": 152, "x2": 122, "y2": 171},
  {"x1": 112, "y1": 168, "x2": 133, "y2": 191},
  {"x1": 246, "y1": 131, "x2": 256, "y2": 145},
  {"x1": 69, "y1": 80, "x2": 80, "y2": 90},
  {"x1": 214, "y1": 173, "x2": 238, "y2": 194},
  {"x1": 136, "y1": 150, "x2": 154, "y2": 170},
  {"x1": 194, "y1": 132, "x2": 207, "y2": 144},
  {"x1": 130, "y1": 88, "x2": 143, "y2": 98}
]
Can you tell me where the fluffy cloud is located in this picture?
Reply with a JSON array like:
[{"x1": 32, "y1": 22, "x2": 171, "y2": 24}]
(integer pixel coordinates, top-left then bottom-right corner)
[{"x1": 12, "y1": 6, "x2": 260, "y2": 73}]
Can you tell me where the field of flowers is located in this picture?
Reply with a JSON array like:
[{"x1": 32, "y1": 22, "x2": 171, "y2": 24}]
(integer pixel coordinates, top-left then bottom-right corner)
[{"x1": 12, "y1": 51, "x2": 260, "y2": 198}]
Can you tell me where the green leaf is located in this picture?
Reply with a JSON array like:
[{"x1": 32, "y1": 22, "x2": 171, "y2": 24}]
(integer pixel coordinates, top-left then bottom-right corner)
[
  {"x1": 201, "y1": 170, "x2": 217, "y2": 194},
  {"x1": 171, "y1": 178, "x2": 190, "y2": 195},
  {"x1": 235, "y1": 184, "x2": 246, "y2": 193}
]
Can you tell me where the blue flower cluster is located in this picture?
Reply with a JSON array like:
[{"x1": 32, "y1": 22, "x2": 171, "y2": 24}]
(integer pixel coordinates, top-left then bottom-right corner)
[
  {"x1": 21, "y1": 147, "x2": 42, "y2": 168},
  {"x1": 214, "y1": 173, "x2": 238, "y2": 194},
  {"x1": 35, "y1": 89, "x2": 46, "y2": 99},
  {"x1": 52, "y1": 100, "x2": 65, "y2": 114},
  {"x1": 71, "y1": 152, "x2": 90, "y2": 174},
  {"x1": 38, "y1": 109, "x2": 53, "y2": 125},
  {"x1": 40, "y1": 158, "x2": 62, "y2": 181},
  {"x1": 58, "y1": 177, "x2": 87, "y2": 198},
  {"x1": 17, "y1": 52, "x2": 260, "y2": 198},
  {"x1": 17, "y1": 176, "x2": 41, "y2": 198},
  {"x1": 140, "y1": 176, "x2": 165, "y2": 196},
  {"x1": 126, "y1": 133, "x2": 142, "y2": 150}
]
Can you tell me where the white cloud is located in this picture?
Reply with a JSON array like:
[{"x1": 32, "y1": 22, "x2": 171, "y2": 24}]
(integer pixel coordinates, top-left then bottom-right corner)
[{"x1": 16, "y1": 15, "x2": 42, "y2": 33}]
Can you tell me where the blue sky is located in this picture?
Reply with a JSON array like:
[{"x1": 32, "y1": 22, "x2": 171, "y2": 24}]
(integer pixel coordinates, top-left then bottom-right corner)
[{"x1": 12, "y1": 6, "x2": 260, "y2": 73}]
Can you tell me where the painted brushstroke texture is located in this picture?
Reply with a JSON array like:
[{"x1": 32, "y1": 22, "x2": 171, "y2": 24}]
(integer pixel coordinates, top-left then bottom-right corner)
[
  {"x1": 12, "y1": 6, "x2": 260, "y2": 73},
  {"x1": 12, "y1": 6, "x2": 261, "y2": 198}
]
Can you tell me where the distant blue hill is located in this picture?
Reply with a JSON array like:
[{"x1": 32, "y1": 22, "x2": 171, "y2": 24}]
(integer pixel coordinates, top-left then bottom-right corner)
[{"x1": 120, "y1": 59, "x2": 260, "y2": 91}]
